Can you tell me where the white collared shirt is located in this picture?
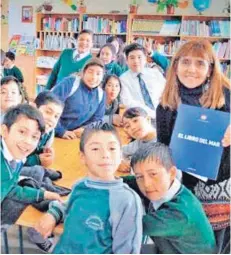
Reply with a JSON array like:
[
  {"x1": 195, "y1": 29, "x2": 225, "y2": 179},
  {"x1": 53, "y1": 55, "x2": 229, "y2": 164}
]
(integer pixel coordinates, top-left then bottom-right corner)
[
  {"x1": 151, "y1": 178, "x2": 181, "y2": 211},
  {"x1": 2, "y1": 138, "x2": 26, "y2": 164},
  {"x1": 73, "y1": 49, "x2": 90, "y2": 61},
  {"x1": 120, "y1": 68, "x2": 166, "y2": 119}
]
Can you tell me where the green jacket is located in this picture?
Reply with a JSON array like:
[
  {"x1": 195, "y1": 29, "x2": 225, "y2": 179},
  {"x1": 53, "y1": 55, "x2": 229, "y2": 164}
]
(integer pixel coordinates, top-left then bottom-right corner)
[
  {"x1": 3, "y1": 66, "x2": 24, "y2": 83},
  {"x1": 46, "y1": 49, "x2": 92, "y2": 90},
  {"x1": 123, "y1": 176, "x2": 216, "y2": 254},
  {"x1": 105, "y1": 61, "x2": 123, "y2": 77},
  {"x1": 1, "y1": 143, "x2": 44, "y2": 203}
]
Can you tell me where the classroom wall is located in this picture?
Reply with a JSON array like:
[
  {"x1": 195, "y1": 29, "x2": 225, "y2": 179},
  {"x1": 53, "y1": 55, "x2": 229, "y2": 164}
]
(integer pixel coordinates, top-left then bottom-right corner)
[{"x1": 8, "y1": 0, "x2": 229, "y2": 38}]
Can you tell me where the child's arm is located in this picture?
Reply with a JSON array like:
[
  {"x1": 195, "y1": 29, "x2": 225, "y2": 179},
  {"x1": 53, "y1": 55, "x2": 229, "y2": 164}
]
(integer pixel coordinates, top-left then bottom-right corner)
[
  {"x1": 14, "y1": 67, "x2": 24, "y2": 83},
  {"x1": 35, "y1": 200, "x2": 67, "y2": 238},
  {"x1": 84, "y1": 92, "x2": 106, "y2": 128},
  {"x1": 6, "y1": 185, "x2": 61, "y2": 204},
  {"x1": 111, "y1": 189, "x2": 143, "y2": 254},
  {"x1": 52, "y1": 76, "x2": 76, "y2": 138},
  {"x1": 46, "y1": 55, "x2": 62, "y2": 90}
]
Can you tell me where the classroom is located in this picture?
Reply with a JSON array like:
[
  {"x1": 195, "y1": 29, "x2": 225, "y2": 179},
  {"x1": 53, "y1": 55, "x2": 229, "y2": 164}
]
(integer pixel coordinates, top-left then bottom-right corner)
[{"x1": 1, "y1": 0, "x2": 230, "y2": 254}]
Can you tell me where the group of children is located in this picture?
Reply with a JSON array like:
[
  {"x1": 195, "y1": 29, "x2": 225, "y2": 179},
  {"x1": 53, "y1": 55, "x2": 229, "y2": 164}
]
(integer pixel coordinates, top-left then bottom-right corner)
[{"x1": 0, "y1": 28, "x2": 230, "y2": 254}]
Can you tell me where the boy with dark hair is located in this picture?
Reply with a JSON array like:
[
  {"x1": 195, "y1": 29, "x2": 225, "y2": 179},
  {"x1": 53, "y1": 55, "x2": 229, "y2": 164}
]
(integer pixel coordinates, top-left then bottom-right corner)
[
  {"x1": 35, "y1": 123, "x2": 143, "y2": 254},
  {"x1": 46, "y1": 29, "x2": 94, "y2": 90},
  {"x1": 0, "y1": 76, "x2": 28, "y2": 123},
  {"x1": 120, "y1": 43, "x2": 165, "y2": 124},
  {"x1": 126, "y1": 142, "x2": 216, "y2": 254},
  {"x1": 1, "y1": 104, "x2": 61, "y2": 205},
  {"x1": 52, "y1": 58, "x2": 106, "y2": 139},
  {"x1": 25, "y1": 91, "x2": 63, "y2": 167},
  {"x1": 3, "y1": 51, "x2": 24, "y2": 83}
]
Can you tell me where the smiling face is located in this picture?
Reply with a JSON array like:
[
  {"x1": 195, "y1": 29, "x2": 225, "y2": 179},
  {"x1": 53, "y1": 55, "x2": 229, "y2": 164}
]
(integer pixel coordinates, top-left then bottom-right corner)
[
  {"x1": 80, "y1": 131, "x2": 122, "y2": 181},
  {"x1": 100, "y1": 46, "x2": 115, "y2": 65},
  {"x1": 3, "y1": 57, "x2": 14, "y2": 69},
  {"x1": 38, "y1": 103, "x2": 63, "y2": 133},
  {"x1": 1, "y1": 116, "x2": 41, "y2": 160},
  {"x1": 127, "y1": 49, "x2": 146, "y2": 73},
  {"x1": 176, "y1": 56, "x2": 211, "y2": 89},
  {"x1": 77, "y1": 32, "x2": 93, "y2": 54},
  {"x1": 123, "y1": 116, "x2": 151, "y2": 140},
  {"x1": 105, "y1": 77, "x2": 121, "y2": 103},
  {"x1": 0, "y1": 81, "x2": 22, "y2": 113},
  {"x1": 133, "y1": 158, "x2": 176, "y2": 201},
  {"x1": 82, "y1": 65, "x2": 104, "y2": 89}
]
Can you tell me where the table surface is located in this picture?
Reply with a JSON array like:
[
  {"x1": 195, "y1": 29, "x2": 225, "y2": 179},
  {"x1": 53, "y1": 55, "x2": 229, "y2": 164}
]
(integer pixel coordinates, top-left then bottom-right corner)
[{"x1": 16, "y1": 128, "x2": 130, "y2": 234}]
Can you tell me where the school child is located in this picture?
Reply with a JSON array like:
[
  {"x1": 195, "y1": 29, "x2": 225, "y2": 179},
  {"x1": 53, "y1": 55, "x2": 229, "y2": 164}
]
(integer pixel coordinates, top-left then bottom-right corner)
[
  {"x1": 97, "y1": 43, "x2": 123, "y2": 77},
  {"x1": 102, "y1": 74, "x2": 123, "y2": 126},
  {"x1": 1, "y1": 104, "x2": 61, "y2": 208},
  {"x1": 119, "y1": 107, "x2": 156, "y2": 173},
  {"x1": 52, "y1": 58, "x2": 106, "y2": 139},
  {"x1": 3, "y1": 51, "x2": 24, "y2": 83},
  {"x1": 126, "y1": 142, "x2": 216, "y2": 254},
  {"x1": 120, "y1": 43, "x2": 166, "y2": 123},
  {"x1": 24, "y1": 91, "x2": 63, "y2": 167},
  {"x1": 46, "y1": 29, "x2": 93, "y2": 90},
  {"x1": 106, "y1": 36, "x2": 127, "y2": 69},
  {"x1": 0, "y1": 76, "x2": 28, "y2": 123},
  {"x1": 35, "y1": 123, "x2": 143, "y2": 254}
]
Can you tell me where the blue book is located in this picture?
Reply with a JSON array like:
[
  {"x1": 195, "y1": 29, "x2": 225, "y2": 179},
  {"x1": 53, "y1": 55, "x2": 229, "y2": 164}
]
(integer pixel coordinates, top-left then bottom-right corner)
[{"x1": 170, "y1": 104, "x2": 230, "y2": 180}]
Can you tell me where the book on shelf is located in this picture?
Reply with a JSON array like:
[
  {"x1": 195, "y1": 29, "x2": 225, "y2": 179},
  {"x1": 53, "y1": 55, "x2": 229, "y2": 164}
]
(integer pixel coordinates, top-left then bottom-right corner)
[
  {"x1": 42, "y1": 17, "x2": 79, "y2": 32},
  {"x1": 36, "y1": 56, "x2": 58, "y2": 68},
  {"x1": 132, "y1": 19, "x2": 164, "y2": 34},
  {"x1": 83, "y1": 17, "x2": 126, "y2": 34},
  {"x1": 159, "y1": 20, "x2": 181, "y2": 36}
]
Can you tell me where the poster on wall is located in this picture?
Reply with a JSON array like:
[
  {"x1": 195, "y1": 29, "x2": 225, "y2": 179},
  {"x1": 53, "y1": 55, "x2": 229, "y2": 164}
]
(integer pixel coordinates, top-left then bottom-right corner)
[{"x1": 22, "y1": 6, "x2": 33, "y2": 23}]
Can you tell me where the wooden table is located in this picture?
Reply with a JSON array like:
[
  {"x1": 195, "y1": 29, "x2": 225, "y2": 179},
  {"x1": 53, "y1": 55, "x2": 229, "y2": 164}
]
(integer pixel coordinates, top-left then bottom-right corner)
[{"x1": 16, "y1": 127, "x2": 131, "y2": 234}]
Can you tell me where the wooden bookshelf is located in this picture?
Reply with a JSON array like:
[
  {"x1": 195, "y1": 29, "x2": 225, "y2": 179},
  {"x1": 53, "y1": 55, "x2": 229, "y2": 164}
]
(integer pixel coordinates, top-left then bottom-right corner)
[{"x1": 34, "y1": 12, "x2": 230, "y2": 97}]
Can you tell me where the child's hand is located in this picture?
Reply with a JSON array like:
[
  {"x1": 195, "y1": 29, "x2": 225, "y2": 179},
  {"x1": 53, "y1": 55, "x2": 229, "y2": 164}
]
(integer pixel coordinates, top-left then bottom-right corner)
[
  {"x1": 63, "y1": 130, "x2": 77, "y2": 140},
  {"x1": 73, "y1": 127, "x2": 84, "y2": 138},
  {"x1": 44, "y1": 191, "x2": 62, "y2": 202},
  {"x1": 113, "y1": 114, "x2": 123, "y2": 127},
  {"x1": 35, "y1": 213, "x2": 56, "y2": 239},
  {"x1": 144, "y1": 38, "x2": 153, "y2": 55},
  {"x1": 222, "y1": 125, "x2": 230, "y2": 147},
  {"x1": 39, "y1": 152, "x2": 54, "y2": 167},
  {"x1": 118, "y1": 160, "x2": 131, "y2": 173},
  {"x1": 43, "y1": 147, "x2": 54, "y2": 155}
]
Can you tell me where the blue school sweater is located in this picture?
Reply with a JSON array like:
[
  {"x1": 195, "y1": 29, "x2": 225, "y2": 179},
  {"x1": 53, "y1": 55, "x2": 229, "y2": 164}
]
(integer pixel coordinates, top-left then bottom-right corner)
[
  {"x1": 48, "y1": 178, "x2": 143, "y2": 254},
  {"x1": 52, "y1": 76, "x2": 106, "y2": 137}
]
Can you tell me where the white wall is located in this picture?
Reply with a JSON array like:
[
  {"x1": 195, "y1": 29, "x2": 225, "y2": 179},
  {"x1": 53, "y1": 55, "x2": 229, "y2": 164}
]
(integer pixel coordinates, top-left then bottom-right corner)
[{"x1": 9, "y1": 0, "x2": 229, "y2": 38}]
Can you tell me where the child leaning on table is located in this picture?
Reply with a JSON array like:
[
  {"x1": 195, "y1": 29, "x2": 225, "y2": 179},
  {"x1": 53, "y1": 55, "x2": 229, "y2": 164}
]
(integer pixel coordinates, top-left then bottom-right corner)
[
  {"x1": 24, "y1": 91, "x2": 63, "y2": 167},
  {"x1": 1, "y1": 104, "x2": 62, "y2": 226},
  {"x1": 35, "y1": 123, "x2": 143, "y2": 254},
  {"x1": 124, "y1": 142, "x2": 216, "y2": 254}
]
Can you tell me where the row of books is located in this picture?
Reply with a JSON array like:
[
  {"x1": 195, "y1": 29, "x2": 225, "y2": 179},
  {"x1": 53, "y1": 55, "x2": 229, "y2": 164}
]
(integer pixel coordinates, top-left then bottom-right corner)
[
  {"x1": 83, "y1": 17, "x2": 127, "y2": 34},
  {"x1": 134, "y1": 37, "x2": 230, "y2": 60},
  {"x1": 93, "y1": 34, "x2": 113, "y2": 48},
  {"x1": 42, "y1": 17, "x2": 79, "y2": 32},
  {"x1": 131, "y1": 19, "x2": 230, "y2": 37},
  {"x1": 36, "y1": 56, "x2": 58, "y2": 69},
  {"x1": 181, "y1": 20, "x2": 230, "y2": 37},
  {"x1": 213, "y1": 40, "x2": 230, "y2": 59},
  {"x1": 132, "y1": 19, "x2": 181, "y2": 35},
  {"x1": 37, "y1": 35, "x2": 76, "y2": 50}
]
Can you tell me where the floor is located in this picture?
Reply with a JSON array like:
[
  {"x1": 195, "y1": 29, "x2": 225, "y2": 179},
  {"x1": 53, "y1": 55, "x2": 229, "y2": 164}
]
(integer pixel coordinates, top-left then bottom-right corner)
[{"x1": 1, "y1": 225, "x2": 46, "y2": 254}]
